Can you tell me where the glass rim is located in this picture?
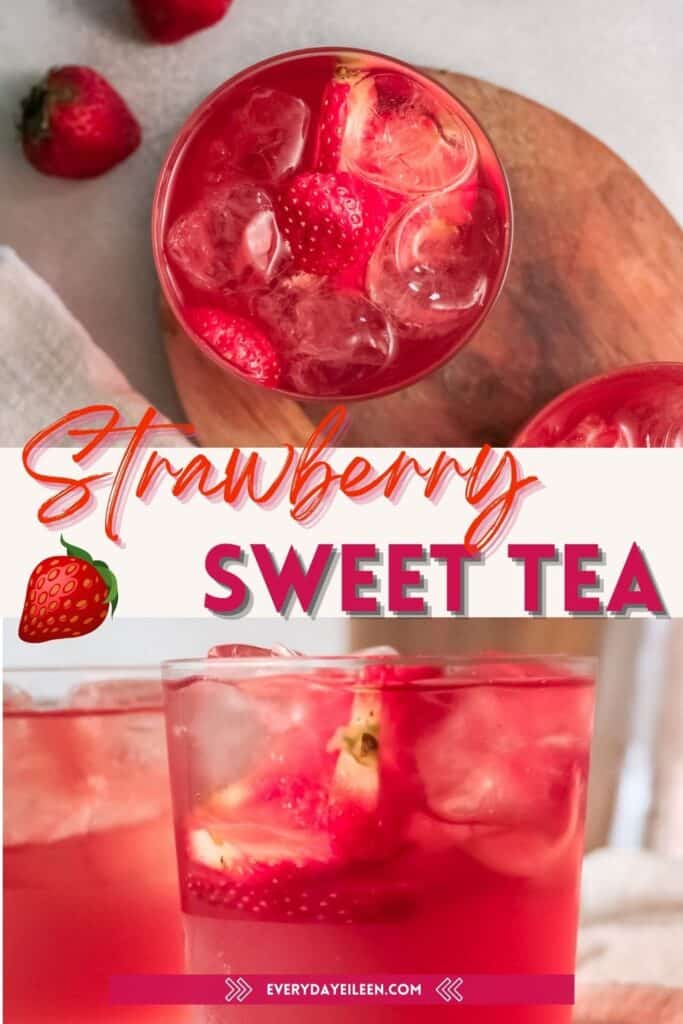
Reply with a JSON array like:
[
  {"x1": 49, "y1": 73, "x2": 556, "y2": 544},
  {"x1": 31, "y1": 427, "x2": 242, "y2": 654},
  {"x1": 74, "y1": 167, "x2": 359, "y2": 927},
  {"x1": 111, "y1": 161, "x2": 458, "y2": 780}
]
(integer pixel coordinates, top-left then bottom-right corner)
[
  {"x1": 151, "y1": 45, "x2": 514, "y2": 404},
  {"x1": 513, "y1": 360, "x2": 683, "y2": 445},
  {"x1": 162, "y1": 652, "x2": 596, "y2": 689},
  {"x1": 3, "y1": 665, "x2": 164, "y2": 715},
  {"x1": 4, "y1": 664, "x2": 162, "y2": 674}
]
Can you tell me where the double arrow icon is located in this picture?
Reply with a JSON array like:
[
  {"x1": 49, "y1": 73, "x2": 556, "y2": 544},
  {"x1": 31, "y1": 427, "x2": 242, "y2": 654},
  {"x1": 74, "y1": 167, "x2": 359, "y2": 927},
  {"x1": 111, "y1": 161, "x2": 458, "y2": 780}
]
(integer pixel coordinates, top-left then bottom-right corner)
[
  {"x1": 436, "y1": 977, "x2": 464, "y2": 1003},
  {"x1": 225, "y1": 977, "x2": 253, "y2": 1003}
]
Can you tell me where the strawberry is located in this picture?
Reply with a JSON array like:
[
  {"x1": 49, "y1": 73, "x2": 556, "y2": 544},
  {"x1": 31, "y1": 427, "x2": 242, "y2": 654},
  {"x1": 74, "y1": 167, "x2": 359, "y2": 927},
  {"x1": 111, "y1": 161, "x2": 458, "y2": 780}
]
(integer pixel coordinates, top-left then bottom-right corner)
[
  {"x1": 326, "y1": 687, "x2": 409, "y2": 862},
  {"x1": 276, "y1": 171, "x2": 388, "y2": 276},
  {"x1": 326, "y1": 662, "x2": 448, "y2": 861},
  {"x1": 19, "y1": 67, "x2": 140, "y2": 179},
  {"x1": 185, "y1": 823, "x2": 416, "y2": 923},
  {"x1": 19, "y1": 537, "x2": 118, "y2": 644},
  {"x1": 131, "y1": 0, "x2": 233, "y2": 43},
  {"x1": 251, "y1": 774, "x2": 329, "y2": 829},
  {"x1": 187, "y1": 307, "x2": 281, "y2": 386},
  {"x1": 313, "y1": 77, "x2": 351, "y2": 172},
  {"x1": 208, "y1": 772, "x2": 329, "y2": 831}
]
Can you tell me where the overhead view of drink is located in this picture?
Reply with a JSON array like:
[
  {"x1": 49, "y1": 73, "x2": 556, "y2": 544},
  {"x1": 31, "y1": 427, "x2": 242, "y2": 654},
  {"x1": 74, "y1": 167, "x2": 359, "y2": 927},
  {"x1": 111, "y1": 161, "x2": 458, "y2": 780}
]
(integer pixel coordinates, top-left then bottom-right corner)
[
  {"x1": 153, "y1": 48, "x2": 512, "y2": 400},
  {"x1": 515, "y1": 362, "x2": 683, "y2": 447},
  {"x1": 3, "y1": 668, "x2": 187, "y2": 1024},
  {"x1": 163, "y1": 651, "x2": 595, "y2": 1022}
]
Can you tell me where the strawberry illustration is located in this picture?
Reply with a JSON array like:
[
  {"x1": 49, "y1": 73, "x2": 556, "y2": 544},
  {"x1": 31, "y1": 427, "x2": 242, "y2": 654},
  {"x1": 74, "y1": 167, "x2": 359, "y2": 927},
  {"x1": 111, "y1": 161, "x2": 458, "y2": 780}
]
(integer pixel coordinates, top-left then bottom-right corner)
[
  {"x1": 276, "y1": 171, "x2": 388, "y2": 276},
  {"x1": 19, "y1": 537, "x2": 118, "y2": 644},
  {"x1": 19, "y1": 67, "x2": 141, "y2": 179},
  {"x1": 187, "y1": 307, "x2": 281, "y2": 386},
  {"x1": 131, "y1": 0, "x2": 233, "y2": 43}
]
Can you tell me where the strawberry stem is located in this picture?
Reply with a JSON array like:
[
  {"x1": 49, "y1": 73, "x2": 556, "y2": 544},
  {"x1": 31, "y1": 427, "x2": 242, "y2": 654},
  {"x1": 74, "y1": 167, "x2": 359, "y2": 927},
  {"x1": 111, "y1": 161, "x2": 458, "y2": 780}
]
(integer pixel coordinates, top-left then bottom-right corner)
[{"x1": 19, "y1": 80, "x2": 50, "y2": 141}]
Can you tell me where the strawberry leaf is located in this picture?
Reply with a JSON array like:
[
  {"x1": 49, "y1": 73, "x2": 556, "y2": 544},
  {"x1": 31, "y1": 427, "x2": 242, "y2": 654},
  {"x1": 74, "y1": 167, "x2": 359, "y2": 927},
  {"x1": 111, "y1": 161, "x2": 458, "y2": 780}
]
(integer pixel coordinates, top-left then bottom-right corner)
[
  {"x1": 92, "y1": 560, "x2": 118, "y2": 615},
  {"x1": 60, "y1": 535, "x2": 94, "y2": 565}
]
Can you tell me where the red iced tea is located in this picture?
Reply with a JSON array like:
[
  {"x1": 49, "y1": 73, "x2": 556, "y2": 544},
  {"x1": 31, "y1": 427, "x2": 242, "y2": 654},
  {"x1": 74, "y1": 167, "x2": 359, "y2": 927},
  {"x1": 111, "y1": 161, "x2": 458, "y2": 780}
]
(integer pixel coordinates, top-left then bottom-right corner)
[
  {"x1": 163, "y1": 654, "x2": 594, "y2": 1022},
  {"x1": 3, "y1": 672, "x2": 187, "y2": 1024},
  {"x1": 153, "y1": 48, "x2": 511, "y2": 400},
  {"x1": 515, "y1": 362, "x2": 683, "y2": 447}
]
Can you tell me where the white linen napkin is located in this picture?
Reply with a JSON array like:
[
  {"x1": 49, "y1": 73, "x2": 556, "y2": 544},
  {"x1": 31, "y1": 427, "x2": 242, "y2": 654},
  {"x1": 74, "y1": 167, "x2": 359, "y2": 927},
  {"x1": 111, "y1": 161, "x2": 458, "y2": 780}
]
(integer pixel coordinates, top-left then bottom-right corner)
[
  {"x1": 0, "y1": 247, "x2": 190, "y2": 446},
  {"x1": 578, "y1": 847, "x2": 683, "y2": 986}
]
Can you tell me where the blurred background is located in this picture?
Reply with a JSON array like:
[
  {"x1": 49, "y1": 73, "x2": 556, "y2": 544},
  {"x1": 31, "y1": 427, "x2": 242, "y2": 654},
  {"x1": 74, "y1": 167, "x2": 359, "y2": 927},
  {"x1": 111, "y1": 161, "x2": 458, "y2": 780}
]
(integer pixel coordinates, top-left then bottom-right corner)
[
  {"x1": 4, "y1": 616, "x2": 683, "y2": 858},
  {"x1": 1, "y1": 0, "x2": 681, "y2": 421}
]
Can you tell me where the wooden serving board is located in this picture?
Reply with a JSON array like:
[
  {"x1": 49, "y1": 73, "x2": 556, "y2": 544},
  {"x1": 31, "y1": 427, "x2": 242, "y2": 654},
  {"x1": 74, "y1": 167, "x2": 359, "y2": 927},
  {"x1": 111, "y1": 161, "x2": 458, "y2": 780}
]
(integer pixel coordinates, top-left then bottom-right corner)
[{"x1": 163, "y1": 69, "x2": 683, "y2": 446}]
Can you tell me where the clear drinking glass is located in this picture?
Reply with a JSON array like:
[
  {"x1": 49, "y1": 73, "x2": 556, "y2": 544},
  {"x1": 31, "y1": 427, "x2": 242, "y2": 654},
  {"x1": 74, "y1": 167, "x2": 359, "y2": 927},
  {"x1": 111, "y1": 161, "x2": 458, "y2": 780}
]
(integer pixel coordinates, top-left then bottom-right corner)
[
  {"x1": 152, "y1": 47, "x2": 512, "y2": 401},
  {"x1": 163, "y1": 653, "x2": 595, "y2": 1022},
  {"x1": 3, "y1": 667, "x2": 187, "y2": 1024},
  {"x1": 514, "y1": 362, "x2": 683, "y2": 447}
]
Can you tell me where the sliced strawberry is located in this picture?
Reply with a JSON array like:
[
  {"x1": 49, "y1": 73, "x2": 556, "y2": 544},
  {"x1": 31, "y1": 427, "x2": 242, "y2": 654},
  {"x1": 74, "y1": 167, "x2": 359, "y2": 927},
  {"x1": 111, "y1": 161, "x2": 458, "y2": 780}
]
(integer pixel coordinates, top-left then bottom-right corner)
[
  {"x1": 254, "y1": 774, "x2": 328, "y2": 829},
  {"x1": 314, "y1": 78, "x2": 351, "y2": 171},
  {"x1": 208, "y1": 772, "x2": 328, "y2": 831},
  {"x1": 186, "y1": 307, "x2": 281, "y2": 386},
  {"x1": 276, "y1": 171, "x2": 388, "y2": 276},
  {"x1": 184, "y1": 822, "x2": 415, "y2": 922},
  {"x1": 326, "y1": 684, "x2": 415, "y2": 862}
]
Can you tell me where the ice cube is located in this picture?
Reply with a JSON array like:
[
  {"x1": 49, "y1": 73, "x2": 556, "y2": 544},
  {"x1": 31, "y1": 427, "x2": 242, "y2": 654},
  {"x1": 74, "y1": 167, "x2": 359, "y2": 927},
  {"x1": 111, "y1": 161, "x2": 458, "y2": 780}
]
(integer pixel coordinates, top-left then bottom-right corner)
[
  {"x1": 367, "y1": 186, "x2": 502, "y2": 330},
  {"x1": 3, "y1": 703, "x2": 170, "y2": 846},
  {"x1": 254, "y1": 276, "x2": 395, "y2": 395},
  {"x1": 168, "y1": 677, "x2": 266, "y2": 799},
  {"x1": 342, "y1": 71, "x2": 477, "y2": 195},
  {"x1": 405, "y1": 678, "x2": 592, "y2": 875},
  {"x1": 558, "y1": 408, "x2": 683, "y2": 448},
  {"x1": 415, "y1": 685, "x2": 591, "y2": 822},
  {"x1": 69, "y1": 678, "x2": 162, "y2": 709},
  {"x1": 166, "y1": 182, "x2": 287, "y2": 292},
  {"x1": 221, "y1": 88, "x2": 310, "y2": 182}
]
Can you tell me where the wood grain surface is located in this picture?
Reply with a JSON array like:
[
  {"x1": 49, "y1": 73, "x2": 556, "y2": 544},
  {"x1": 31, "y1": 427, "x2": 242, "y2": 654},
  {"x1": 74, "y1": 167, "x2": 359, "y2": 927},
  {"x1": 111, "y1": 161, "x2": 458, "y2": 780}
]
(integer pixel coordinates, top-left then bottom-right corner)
[{"x1": 163, "y1": 68, "x2": 683, "y2": 447}]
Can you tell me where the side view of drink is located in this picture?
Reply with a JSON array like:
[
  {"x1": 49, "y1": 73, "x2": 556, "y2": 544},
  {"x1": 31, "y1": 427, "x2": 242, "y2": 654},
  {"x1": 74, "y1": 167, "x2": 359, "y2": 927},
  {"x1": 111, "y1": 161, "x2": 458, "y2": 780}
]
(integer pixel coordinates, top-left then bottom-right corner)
[
  {"x1": 153, "y1": 48, "x2": 512, "y2": 400},
  {"x1": 163, "y1": 652, "x2": 595, "y2": 1022},
  {"x1": 3, "y1": 670, "x2": 186, "y2": 1024}
]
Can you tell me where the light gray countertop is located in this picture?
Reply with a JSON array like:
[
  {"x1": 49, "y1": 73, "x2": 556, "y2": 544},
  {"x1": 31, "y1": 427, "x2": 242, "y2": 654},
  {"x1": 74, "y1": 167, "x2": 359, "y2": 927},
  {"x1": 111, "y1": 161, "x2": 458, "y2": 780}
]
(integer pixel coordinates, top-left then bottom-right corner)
[{"x1": 1, "y1": 0, "x2": 681, "y2": 419}]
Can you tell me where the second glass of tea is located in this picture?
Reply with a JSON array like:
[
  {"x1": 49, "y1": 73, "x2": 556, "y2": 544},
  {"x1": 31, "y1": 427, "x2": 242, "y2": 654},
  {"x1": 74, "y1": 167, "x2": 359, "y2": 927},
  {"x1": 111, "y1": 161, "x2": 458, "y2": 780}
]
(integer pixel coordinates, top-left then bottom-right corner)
[{"x1": 3, "y1": 667, "x2": 187, "y2": 1024}]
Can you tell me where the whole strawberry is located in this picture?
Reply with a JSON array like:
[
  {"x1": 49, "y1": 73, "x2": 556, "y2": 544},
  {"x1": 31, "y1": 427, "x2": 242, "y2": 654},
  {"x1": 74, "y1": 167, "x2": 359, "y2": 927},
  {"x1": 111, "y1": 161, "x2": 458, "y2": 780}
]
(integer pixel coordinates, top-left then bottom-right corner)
[
  {"x1": 19, "y1": 537, "x2": 118, "y2": 643},
  {"x1": 187, "y1": 307, "x2": 281, "y2": 386},
  {"x1": 131, "y1": 0, "x2": 233, "y2": 43},
  {"x1": 276, "y1": 171, "x2": 388, "y2": 276},
  {"x1": 19, "y1": 67, "x2": 141, "y2": 179}
]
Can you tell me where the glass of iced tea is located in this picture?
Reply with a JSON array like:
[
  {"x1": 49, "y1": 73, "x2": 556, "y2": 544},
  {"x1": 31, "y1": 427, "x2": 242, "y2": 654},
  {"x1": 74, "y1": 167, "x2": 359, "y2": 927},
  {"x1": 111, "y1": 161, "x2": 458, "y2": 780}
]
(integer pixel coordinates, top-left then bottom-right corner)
[
  {"x1": 163, "y1": 652, "x2": 594, "y2": 1023},
  {"x1": 3, "y1": 667, "x2": 187, "y2": 1024},
  {"x1": 152, "y1": 48, "x2": 512, "y2": 400},
  {"x1": 514, "y1": 362, "x2": 683, "y2": 447}
]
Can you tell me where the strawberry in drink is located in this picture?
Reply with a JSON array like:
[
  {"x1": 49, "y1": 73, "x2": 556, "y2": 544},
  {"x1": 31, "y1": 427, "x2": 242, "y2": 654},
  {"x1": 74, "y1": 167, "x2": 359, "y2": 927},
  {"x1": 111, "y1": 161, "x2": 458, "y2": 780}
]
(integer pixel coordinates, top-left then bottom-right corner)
[{"x1": 163, "y1": 652, "x2": 594, "y2": 1022}]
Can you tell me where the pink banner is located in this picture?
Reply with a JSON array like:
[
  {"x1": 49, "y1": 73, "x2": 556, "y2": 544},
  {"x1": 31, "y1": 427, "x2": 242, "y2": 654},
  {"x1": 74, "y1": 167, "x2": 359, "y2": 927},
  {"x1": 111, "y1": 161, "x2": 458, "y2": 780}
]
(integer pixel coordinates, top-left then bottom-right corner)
[{"x1": 110, "y1": 973, "x2": 574, "y2": 1006}]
